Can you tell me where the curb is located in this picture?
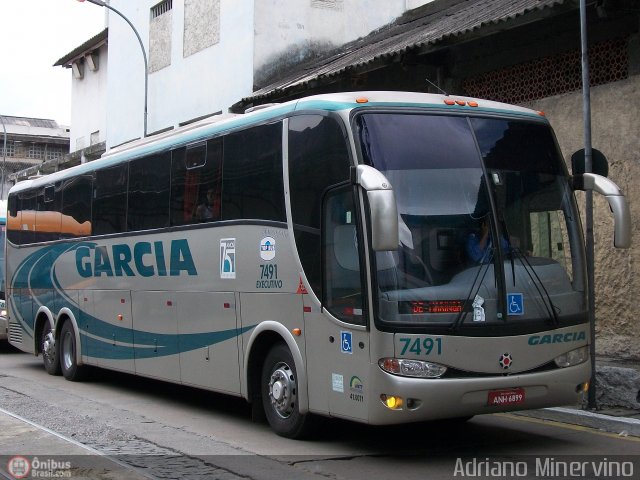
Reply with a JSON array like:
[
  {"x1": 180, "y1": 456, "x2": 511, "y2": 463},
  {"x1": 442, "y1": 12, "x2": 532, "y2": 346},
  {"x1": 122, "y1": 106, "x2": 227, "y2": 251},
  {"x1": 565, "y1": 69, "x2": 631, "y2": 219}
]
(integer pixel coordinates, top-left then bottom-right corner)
[{"x1": 513, "y1": 407, "x2": 640, "y2": 438}]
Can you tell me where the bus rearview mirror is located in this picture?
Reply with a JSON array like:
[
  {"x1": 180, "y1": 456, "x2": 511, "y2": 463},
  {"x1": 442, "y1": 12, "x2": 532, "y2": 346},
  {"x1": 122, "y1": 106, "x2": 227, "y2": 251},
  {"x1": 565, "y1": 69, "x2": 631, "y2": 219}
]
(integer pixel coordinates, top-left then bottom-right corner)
[
  {"x1": 354, "y1": 165, "x2": 398, "y2": 251},
  {"x1": 572, "y1": 172, "x2": 631, "y2": 248}
]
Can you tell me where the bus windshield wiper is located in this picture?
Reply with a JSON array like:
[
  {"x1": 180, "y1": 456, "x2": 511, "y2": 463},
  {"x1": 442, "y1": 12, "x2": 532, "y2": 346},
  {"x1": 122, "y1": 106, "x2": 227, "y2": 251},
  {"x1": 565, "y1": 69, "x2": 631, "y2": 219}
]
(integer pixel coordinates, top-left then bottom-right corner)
[
  {"x1": 510, "y1": 248, "x2": 561, "y2": 326},
  {"x1": 450, "y1": 247, "x2": 494, "y2": 332}
]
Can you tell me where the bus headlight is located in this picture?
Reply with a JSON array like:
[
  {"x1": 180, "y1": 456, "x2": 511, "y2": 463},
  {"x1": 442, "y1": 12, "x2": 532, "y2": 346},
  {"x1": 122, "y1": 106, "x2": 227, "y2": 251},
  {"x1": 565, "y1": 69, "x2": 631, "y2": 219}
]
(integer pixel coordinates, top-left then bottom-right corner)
[
  {"x1": 378, "y1": 358, "x2": 447, "y2": 378},
  {"x1": 554, "y1": 346, "x2": 589, "y2": 368}
]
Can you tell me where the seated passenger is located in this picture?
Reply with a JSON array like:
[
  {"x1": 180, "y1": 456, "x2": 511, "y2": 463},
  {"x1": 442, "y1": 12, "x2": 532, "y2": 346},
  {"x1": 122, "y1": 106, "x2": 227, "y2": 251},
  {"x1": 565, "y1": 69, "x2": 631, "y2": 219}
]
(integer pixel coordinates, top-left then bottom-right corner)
[{"x1": 194, "y1": 187, "x2": 220, "y2": 221}]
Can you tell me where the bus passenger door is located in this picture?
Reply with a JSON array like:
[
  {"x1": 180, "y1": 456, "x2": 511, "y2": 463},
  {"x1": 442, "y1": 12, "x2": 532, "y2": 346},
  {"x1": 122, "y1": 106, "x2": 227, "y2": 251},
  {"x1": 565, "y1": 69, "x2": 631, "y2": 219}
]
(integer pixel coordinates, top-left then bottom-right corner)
[{"x1": 322, "y1": 185, "x2": 370, "y2": 422}]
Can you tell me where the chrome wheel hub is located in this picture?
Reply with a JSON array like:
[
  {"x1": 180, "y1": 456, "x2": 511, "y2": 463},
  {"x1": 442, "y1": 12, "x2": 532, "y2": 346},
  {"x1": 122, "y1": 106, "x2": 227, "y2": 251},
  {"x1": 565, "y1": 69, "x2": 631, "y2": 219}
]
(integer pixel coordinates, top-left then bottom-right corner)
[
  {"x1": 62, "y1": 331, "x2": 74, "y2": 371},
  {"x1": 43, "y1": 332, "x2": 55, "y2": 363},
  {"x1": 268, "y1": 362, "x2": 297, "y2": 418}
]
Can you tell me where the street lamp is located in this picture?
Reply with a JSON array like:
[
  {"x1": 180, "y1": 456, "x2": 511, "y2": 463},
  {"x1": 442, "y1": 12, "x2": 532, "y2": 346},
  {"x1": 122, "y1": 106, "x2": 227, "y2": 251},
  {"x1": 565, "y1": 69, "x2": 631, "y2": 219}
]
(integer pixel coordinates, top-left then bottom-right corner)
[{"x1": 77, "y1": 0, "x2": 148, "y2": 137}]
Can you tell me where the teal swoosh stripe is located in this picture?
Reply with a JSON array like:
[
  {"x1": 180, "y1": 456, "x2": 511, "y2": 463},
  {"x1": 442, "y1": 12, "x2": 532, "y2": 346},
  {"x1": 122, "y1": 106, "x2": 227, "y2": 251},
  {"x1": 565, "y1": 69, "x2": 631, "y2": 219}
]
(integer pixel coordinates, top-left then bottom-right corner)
[
  {"x1": 12, "y1": 242, "x2": 258, "y2": 361},
  {"x1": 80, "y1": 323, "x2": 256, "y2": 360}
]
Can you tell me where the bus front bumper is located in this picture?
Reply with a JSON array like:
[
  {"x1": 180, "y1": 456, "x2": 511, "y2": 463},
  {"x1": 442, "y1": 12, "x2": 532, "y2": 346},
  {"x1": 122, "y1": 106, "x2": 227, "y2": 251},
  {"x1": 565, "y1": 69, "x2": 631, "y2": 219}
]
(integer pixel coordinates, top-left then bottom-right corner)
[{"x1": 366, "y1": 361, "x2": 590, "y2": 425}]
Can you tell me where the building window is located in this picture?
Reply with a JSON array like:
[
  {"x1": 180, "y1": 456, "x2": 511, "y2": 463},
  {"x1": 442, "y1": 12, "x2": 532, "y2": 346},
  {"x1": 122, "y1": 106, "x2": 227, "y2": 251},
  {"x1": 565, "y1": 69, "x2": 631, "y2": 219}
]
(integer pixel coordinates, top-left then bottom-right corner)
[
  {"x1": 1, "y1": 141, "x2": 15, "y2": 157},
  {"x1": 46, "y1": 147, "x2": 63, "y2": 161},
  {"x1": 149, "y1": 0, "x2": 173, "y2": 72},
  {"x1": 151, "y1": 0, "x2": 172, "y2": 19},
  {"x1": 28, "y1": 144, "x2": 45, "y2": 160},
  {"x1": 184, "y1": 0, "x2": 220, "y2": 58}
]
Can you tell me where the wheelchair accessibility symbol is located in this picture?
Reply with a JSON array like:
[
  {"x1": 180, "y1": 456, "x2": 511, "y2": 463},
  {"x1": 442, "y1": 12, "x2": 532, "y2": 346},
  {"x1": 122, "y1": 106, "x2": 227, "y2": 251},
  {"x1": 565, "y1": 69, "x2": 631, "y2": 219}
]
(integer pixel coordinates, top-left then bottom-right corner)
[
  {"x1": 507, "y1": 293, "x2": 524, "y2": 316},
  {"x1": 341, "y1": 331, "x2": 353, "y2": 354}
]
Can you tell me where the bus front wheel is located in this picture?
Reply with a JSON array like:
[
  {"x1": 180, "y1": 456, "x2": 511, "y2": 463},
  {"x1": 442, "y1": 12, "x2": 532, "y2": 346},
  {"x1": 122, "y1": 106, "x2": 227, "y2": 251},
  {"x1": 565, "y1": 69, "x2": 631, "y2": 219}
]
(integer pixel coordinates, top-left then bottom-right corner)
[
  {"x1": 261, "y1": 343, "x2": 315, "y2": 439},
  {"x1": 41, "y1": 324, "x2": 61, "y2": 376},
  {"x1": 59, "y1": 322, "x2": 88, "y2": 382}
]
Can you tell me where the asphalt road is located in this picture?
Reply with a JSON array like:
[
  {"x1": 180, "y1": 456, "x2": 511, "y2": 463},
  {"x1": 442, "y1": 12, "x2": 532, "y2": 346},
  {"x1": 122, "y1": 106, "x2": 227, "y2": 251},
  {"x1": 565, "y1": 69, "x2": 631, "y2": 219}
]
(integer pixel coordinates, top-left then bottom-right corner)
[{"x1": 1, "y1": 342, "x2": 638, "y2": 480}]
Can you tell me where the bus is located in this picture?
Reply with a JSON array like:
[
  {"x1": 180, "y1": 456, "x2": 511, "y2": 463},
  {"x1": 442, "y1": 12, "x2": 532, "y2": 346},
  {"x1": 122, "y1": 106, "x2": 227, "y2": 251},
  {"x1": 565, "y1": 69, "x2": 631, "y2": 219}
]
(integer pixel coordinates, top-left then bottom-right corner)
[
  {"x1": 0, "y1": 199, "x2": 6, "y2": 340},
  {"x1": 5, "y1": 92, "x2": 630, "y2": 438}
]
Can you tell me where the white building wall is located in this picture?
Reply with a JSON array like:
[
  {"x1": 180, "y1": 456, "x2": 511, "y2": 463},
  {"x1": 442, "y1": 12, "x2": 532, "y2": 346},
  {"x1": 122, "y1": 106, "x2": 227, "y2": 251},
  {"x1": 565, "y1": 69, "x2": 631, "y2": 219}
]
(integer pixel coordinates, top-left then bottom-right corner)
[
  {"x1": 253, "y1": 0, "x2": 409, "y2": 86},
  {"x1": 70, "y1": 42, "x2": 108, "y2": 153},
  {"x1": 107, "y1": 0, "x2": 254, "y2": 149},
  {"x1": 105, "y1": 0, "x2": 431, "y2": 149}
]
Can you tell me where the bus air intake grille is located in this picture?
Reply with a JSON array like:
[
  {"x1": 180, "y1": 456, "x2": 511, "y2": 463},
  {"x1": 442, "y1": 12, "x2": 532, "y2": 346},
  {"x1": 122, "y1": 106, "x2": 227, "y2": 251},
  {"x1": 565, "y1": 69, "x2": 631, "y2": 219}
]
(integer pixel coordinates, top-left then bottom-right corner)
[
  {"x1": 440, "y1": 361, "x2": 557, "y2": 378},
  {"x1": 8, "y1": 322, "x2": 23, "y2": 344}
]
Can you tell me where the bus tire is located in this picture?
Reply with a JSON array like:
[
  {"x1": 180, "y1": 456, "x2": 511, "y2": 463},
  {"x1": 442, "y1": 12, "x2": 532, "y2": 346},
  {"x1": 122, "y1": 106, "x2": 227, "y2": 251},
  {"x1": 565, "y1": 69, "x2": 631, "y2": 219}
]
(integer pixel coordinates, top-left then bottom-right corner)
[
  {"x1": 41, "y1": 324, "x2": 61, "y2": 376},
  {"x1": 261, "y1": 342, "x2": 315, "y2": 439},
  {"x1": 59, "y1": 321, "x2": 88, "y2": 382}
]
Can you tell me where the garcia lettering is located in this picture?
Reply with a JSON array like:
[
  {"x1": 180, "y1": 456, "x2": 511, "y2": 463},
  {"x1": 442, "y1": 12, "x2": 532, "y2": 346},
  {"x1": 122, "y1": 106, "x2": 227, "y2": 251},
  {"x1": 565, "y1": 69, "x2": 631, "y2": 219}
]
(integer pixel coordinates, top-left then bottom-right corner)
[{"x1": 76, "y1": 239, "x2": 197, "y2": 277}]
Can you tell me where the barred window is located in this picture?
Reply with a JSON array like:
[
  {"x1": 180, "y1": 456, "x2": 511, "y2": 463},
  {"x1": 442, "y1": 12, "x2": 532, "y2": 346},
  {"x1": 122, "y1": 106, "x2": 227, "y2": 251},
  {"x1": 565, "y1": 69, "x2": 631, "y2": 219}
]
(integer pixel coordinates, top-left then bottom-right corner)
[
  {"x1": 28, "y1": 144, "x2": 45, "y2": 160},
  {"x1": 151, "y1": 0, "x2": 172, "y2": 19},
  {"x1": 46, "y1": 147, "x2": 64, "y2": 161},
  {"x1": 1, "y1": 141, "x2": 15, "y2": 157},
  {"x1": 462, "y1": 37, "x2": 628, "y2": 105}
]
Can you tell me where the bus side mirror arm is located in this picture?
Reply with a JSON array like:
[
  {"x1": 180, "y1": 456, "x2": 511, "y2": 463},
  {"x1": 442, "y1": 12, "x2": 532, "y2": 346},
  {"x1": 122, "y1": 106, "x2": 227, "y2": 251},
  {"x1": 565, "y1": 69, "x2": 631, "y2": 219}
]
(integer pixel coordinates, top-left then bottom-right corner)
[
  {"x1": 353, "y1": 165, "x2": 398, "y2": 251},
  {"x1": 572, "y1": 172, "x2": 632, "y2": 248}
]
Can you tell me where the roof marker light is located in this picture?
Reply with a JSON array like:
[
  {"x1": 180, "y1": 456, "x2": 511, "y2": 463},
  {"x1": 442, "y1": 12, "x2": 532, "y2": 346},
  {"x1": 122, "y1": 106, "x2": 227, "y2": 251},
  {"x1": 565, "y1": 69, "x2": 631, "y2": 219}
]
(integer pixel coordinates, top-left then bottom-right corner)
[
  {"x1": 356, "y1": 97, "x2": 369, "y2": 104},
  {"x1": 455, "y1": 100, "x2": 466, "y2": 106},
  {"x1": 467, "y1": 101, "x2": 479, "y2": 107},
  {"x1": 444, "y1": 99, "x2": 455, "y2": 105},
  {"x1": 538, "y1": 111, "x2": 546, "y2": 116}
]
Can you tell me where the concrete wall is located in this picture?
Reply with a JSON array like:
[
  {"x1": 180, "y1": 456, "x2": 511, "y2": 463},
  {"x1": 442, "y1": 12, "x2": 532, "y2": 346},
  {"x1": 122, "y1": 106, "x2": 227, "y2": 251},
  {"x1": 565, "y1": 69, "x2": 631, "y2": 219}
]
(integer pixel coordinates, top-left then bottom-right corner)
[
  {"x1": 527, "y1": 74, "x2": 640, "y2": 361},
  {"x1": 107, "y1": 0, "x2": 254, "y2": 148},
  {"x1": 70, "y1": 42, "x2": 108, "y2": 153},
  {"x1": 253, "y1": 0, "x2": 409, "y2": 87}
]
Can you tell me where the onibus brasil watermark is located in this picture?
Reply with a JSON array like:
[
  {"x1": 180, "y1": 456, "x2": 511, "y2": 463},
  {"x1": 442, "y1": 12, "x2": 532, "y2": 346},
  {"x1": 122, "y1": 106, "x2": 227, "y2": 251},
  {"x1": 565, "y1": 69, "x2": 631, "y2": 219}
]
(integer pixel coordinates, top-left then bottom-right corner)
[
  {"x1": 454, "y1": 457, "x2": 635, "y2": 478},
  {"x1": 7, "y1": 456, "x2": 72, "y2": 479}
]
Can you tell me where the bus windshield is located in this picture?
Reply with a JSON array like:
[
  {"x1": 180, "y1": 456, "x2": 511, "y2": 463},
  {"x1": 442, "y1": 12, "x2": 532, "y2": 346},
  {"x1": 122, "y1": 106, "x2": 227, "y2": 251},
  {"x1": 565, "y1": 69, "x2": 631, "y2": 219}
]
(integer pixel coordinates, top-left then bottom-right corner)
[{"x1": 356, "y1": 113, "x2": 586, "y2": 334}]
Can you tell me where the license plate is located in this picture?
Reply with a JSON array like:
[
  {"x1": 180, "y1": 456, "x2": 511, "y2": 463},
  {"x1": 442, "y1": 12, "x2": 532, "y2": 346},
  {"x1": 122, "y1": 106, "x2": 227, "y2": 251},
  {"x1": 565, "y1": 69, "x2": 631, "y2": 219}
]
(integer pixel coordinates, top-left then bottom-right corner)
[{"x1": 487, "y1": 387, "x2": 525, "y2": 406}]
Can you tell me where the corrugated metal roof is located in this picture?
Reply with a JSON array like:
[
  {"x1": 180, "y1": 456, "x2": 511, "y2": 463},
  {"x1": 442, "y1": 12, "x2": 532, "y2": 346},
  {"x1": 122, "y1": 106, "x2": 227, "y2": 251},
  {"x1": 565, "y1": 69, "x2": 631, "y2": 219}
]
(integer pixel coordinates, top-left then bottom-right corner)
[
  {"x1": 1, "y1": 116, "x2": 59, "y2": 129},
  {"x1": 54, "y1": 28, "x2": 108, "y2": 67},
  {"x1": 242, "y1": 0, "x2": 569, "y2": 105}
]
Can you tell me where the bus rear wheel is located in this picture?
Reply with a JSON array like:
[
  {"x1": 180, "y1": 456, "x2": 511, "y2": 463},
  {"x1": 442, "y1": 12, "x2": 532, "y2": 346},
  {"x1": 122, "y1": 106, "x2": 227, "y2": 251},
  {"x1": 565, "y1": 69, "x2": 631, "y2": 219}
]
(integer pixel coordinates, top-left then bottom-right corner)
[
  {"x1": 261, "y1": 343, "x2": 315, "y2": 439},
  {"x1": 60, "y1": 321, "x2": 88, "y2": 382},
  {"x1": 41, "y1": 324, "x2": 61, "y2": 376}
]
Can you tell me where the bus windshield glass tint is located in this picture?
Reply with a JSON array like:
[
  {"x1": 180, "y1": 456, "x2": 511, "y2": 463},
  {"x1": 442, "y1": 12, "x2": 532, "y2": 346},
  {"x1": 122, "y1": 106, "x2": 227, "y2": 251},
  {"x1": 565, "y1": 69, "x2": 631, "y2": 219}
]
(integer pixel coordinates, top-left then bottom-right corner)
[{"x1": 356, "y1": 113, "x2": 586, "y2": 334}]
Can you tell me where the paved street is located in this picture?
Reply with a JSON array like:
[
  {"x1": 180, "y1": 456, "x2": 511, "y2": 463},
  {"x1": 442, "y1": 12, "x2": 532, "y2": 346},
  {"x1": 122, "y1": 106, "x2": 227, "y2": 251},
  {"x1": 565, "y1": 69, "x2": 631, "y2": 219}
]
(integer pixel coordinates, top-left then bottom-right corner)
[{"x1": 1, "y1": 343, "x2": 638, "y2": 479}]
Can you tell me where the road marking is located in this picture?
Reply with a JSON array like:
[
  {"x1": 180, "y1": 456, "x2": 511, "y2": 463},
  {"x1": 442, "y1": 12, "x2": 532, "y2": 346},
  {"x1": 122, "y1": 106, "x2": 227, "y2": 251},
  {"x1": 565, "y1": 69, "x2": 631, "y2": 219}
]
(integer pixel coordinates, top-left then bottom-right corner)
[
  {"x1": 497, "y1": 412, "x2": 640, "y2": 442},
  {"x1": 0, "y1": 406, "x2": 104, "y2": 454},
  {"x1": 0, "y1": 406, "x2": 158, "y2": 479}
]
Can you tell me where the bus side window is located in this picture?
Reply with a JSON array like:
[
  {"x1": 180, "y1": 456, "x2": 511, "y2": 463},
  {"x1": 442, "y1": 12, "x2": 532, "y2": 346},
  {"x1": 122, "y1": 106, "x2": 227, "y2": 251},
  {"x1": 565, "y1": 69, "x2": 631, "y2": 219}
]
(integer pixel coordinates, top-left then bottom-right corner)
[
  {"x1": 61, "y1": 174, "x2": 93, "y2": 238},
  {"x1": 288, "y1": 114, "x2": 351, "y2": 297},
  {"x1": 7, "y1": 194, "x2": 20, "y2": 245},
  {"x1": 128, "y1": 152, "x2": 171, "y2": 231},
  {"x1": 221, "y1": 123, "x2": 285, "y2": 222},
  {"x1": 170, "y1": 138, "x2": 222, "y2": 226},
  {"x1": 92, "y1": 164, "x2": 128, "y2": 235},
  {"x1": 18, "y1": 190, "x2": 37, "y2": 245},
  {"x1": 323, "y1": 186, "x2": 365, "y2": 326}
]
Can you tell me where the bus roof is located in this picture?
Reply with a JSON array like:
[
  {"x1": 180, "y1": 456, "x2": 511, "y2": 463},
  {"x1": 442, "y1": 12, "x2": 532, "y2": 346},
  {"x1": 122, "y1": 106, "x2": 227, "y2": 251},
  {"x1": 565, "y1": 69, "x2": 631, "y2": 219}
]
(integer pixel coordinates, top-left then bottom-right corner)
[{"x1": 8, "y1": 91, "x2": 545, "y2": 195}]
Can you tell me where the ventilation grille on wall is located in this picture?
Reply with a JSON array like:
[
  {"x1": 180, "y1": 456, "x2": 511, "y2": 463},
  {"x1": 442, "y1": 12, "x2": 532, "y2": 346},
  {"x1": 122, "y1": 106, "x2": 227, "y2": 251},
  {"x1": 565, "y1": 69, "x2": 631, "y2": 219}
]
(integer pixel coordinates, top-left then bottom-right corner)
[
  {"x1": 311, "y1": 0, "x2": 344, "y2": 11},
  {"x1": 151, "y1": 0, "x2": 173, "y2": 19},
  {"x1": 462, "y1": 37, "x2": 628, "y2": 105}
]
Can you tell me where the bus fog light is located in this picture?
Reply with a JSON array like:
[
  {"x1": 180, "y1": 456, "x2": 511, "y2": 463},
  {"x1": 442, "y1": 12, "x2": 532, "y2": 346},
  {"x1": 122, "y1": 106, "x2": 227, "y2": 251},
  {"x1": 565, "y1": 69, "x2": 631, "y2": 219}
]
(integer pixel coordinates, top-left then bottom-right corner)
[
  {"x1": 378, "y1": 358, "x2": 447, "y2": 378},
  {"x1": 380, "y1": 394, "x2": 403, "y2": 410},
  {"x1": 554, "y1": 346, "x2": 589, "y2": 368}
]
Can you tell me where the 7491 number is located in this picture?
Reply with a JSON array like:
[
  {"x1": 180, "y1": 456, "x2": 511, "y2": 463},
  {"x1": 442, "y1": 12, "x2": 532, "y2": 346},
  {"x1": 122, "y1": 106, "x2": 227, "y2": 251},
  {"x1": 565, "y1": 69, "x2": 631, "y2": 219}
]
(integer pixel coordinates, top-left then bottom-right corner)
[{"x1": 398, "y1": 337, "x2": 442, "y2": 356}]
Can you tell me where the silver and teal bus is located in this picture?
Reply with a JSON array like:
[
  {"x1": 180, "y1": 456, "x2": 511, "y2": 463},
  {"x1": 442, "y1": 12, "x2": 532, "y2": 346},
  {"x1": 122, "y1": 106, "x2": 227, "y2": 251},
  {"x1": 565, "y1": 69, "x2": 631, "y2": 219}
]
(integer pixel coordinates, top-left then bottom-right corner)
[{"x1": 6, "y1": 92, "x2": 630, "y2": 438}]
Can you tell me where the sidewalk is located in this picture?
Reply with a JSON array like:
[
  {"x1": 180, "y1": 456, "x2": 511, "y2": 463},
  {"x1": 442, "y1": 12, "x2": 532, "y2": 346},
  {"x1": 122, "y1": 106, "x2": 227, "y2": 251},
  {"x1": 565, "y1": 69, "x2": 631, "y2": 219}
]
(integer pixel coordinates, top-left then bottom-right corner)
[{"x1": 515, "y1": 358, "x2": 640, "y2": 437}]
